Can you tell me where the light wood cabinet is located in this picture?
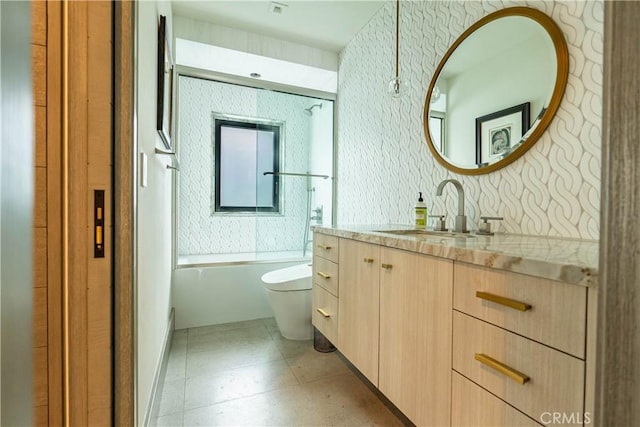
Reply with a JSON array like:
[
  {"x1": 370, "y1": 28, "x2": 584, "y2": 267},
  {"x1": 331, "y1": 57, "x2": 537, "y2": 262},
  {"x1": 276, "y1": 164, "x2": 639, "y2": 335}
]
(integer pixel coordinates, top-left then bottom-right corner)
[
  {"x1": 312, "y1": 285, "x2": 338, "y2": 343},
  {"x1": 312, "y1": 234, "x2": 340, "y2": 344},
  {"x1": 314, "y1": 233, "x2": 339, "y2": 263},
  {"x1": 379, "y1": 247, "x2": 453, "y2": 426},
  {"x1": 453, "y1": 311, "x2": 584, "y2": 426},
  {"x1": 453, "y1": 262, "x2": 587, "y2": 358},
  {"x1": 452, "y1": 372, "x2": 541, "y2": 427},
  {"x1": 338, "y1": 238, "x2": 380, "y2": 385},
  {"x1": 333, "y1": 237, "x2": 455, "y2": 425},
  {"x1": 313, "y1": 255, "x2": 339, "y2": 296},
  {"x1": 452, "y1": 263, "x2": 592, "y2": 427},
  {"x1": 313, "y1": 231, "x2": 595, "y2": 427}
]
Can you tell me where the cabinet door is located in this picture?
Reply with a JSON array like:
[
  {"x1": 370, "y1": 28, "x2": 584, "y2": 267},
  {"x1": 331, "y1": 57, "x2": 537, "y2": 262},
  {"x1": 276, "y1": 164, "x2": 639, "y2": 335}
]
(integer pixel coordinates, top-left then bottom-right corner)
[
  {"x1": 452, "y1": 311, "x2": 584, "y2": 425},
  {"x1": 452, "y1": 372, "x2": 541, "y2": 427},
  {"x1": 312, "y1": 284, "x2": 338, "y2": 344},
  {"x1": 338, "y1": 238, "x2": 380, "y2": 385},
  {"x1": 379, "y1": 247, "x2": 453, "y2": 426}
]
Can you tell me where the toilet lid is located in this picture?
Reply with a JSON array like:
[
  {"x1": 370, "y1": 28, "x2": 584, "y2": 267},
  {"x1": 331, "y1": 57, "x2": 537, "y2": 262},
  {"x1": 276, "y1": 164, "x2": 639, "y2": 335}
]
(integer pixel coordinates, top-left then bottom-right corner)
[{"x1": 261, "y1": 263, "x2": 312, "y2": 290}]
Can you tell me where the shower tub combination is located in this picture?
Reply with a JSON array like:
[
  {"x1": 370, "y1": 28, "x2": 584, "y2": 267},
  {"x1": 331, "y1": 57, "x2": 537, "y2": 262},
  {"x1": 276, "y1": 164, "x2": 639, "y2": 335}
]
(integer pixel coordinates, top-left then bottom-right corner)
[
  {"x1": 173, "y1": 252, "x2": 310, "y2": 330},
  {"x1": 174, "y1": 169, "x2": 329, "y2": 332},
  {"x1": 174, "y1": 89, "x2": 334, "y2": 335},
  {"x1": 175, "y1": 171, "x2": 326, "y2": 337}
]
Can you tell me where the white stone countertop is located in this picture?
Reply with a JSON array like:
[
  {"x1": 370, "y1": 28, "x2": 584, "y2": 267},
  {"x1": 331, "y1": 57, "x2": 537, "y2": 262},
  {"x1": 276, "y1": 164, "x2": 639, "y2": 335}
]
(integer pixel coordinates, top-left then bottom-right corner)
[{"x1": 311, "y1": 224, "x2": 599, "y2": 287}]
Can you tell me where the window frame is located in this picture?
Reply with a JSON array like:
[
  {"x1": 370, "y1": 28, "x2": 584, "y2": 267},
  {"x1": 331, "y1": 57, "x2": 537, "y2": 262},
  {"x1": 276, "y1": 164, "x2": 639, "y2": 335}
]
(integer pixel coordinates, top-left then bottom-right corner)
[
  {"x1": 213, "y1": 115, "x2": 283, "y2": 214},
  {"x1": 429, "y1": 111, "x2": 446, "y2": 154}
]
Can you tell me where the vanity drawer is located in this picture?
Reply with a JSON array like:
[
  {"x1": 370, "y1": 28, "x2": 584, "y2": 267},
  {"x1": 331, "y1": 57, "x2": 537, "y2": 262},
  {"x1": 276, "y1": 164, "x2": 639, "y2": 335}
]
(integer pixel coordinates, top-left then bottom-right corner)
[
  {"x1": 314, "y1": 233, "x2": 339, "y2": 263},
  {"x1": 453, "y1": 262, "x2": 587, "y2": 358},
  {"x1": 452, "y1": 311, "x2": 584, "y2": 426},
  {"x1": 312, "y1": 284, "x2": 338, "y2": 344},
  {"x1": 313, "y1": 256, "x2": 338, "y2": 296},
  {"x1": 452, "y1": 371, "x2": 541, "y2": 427}
]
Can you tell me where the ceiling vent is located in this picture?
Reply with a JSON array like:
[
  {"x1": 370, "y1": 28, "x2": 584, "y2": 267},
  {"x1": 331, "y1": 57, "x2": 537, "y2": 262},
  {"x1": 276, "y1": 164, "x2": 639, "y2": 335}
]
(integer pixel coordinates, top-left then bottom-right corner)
[{"x1": 269, "y1": 2, "x2": 288, "y2": 14}]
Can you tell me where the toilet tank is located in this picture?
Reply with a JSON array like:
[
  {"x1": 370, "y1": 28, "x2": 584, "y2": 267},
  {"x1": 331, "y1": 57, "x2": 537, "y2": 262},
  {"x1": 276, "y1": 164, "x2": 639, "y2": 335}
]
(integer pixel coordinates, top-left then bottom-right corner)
[{"x1": 261, "y1": 263, "x2": 312, "y2": 291}]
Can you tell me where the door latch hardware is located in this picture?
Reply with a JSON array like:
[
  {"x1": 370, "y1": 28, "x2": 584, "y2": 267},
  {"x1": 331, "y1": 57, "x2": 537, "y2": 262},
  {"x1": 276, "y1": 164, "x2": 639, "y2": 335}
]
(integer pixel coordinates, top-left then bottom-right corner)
[{"x1": 94, "y1": 190, "x2": 105, "y2": 258}]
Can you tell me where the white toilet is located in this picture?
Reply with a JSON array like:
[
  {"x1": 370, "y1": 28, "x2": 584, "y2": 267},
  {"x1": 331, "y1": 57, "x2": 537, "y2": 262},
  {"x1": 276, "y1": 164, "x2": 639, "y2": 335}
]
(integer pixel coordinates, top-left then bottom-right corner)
[{"x1": 261, "y1": 263, "x2": 313, "y2": 340}]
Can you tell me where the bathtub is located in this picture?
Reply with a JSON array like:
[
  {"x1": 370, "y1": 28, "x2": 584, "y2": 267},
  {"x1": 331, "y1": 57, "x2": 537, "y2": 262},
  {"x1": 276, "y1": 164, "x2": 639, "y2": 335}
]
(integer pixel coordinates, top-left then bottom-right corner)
[{"x1": 173, "y1": 251, "x2": 310, "y2": 329}]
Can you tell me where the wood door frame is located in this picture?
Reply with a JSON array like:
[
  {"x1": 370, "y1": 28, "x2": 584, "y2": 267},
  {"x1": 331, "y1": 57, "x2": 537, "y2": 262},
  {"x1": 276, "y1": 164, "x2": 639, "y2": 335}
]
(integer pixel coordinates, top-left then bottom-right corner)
[
  {"x1": 64, "y1": 0, "x2": 114, "y2": 423},
  {"x1": 42, "y1": 0, "x2": 116, "y2": 423},
  {"x1": 46, "y1": 2, "x2": 64, "y2": 425},
  {"x1": 595, "y1": 1, "x2": 640, "y2": 425},
  {"x1": 113, "y1": 0, "x2": 135, "y2": 425}
]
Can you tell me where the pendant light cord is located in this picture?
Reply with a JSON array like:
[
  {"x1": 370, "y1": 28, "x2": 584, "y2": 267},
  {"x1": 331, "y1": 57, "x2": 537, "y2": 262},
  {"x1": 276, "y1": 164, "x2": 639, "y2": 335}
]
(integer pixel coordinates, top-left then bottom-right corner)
[{"x1": 395, "y1": 0, "x2": 400, "y2": 79}]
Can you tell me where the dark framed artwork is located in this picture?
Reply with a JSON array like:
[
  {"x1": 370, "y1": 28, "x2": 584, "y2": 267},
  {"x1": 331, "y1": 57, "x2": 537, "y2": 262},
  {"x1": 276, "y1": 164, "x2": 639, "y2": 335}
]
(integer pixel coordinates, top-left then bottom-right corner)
[
  {"x1": 475, "y1": 102, "x2": 530, "y2": 166},
  {"x1": 157, "y1": 15, "x2": 173, "y2": 150}
]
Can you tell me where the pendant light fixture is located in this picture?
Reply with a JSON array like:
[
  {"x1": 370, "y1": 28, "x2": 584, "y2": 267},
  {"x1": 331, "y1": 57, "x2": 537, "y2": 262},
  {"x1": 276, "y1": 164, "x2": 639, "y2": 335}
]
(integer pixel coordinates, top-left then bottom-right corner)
[{"x1": 388, "y1": 0, "x2": 406, "y2": 98}]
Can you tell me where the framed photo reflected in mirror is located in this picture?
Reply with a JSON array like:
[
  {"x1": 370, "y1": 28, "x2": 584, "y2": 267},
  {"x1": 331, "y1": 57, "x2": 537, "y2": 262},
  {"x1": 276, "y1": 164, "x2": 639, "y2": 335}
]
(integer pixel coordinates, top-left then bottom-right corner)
[{"x1": 475, "y1": 102, "x2": 530, "y2": 166}]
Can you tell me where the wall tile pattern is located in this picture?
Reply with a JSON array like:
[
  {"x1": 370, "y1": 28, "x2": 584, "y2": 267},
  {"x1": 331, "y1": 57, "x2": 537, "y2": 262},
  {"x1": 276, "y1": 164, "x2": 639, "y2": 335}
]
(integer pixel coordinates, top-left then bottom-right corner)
[
  {"x1": 336, "y1": 0, "x2": 603, "y2": 240},
  {"x1": 177, "y1": 76, "x2": 313, "y2": 255}
]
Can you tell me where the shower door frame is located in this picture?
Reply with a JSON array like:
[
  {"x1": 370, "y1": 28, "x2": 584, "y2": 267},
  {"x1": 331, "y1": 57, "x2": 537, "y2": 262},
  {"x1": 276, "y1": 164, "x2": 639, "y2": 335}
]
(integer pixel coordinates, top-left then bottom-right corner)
[{"x1": 171, "y1": 65, "x2": 338, "y2": 268}]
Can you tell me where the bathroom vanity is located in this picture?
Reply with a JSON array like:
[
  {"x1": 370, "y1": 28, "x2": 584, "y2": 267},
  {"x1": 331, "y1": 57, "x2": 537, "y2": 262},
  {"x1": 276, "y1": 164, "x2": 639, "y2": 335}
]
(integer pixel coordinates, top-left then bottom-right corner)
[{"x1": 311, "y1": 225, "x2": 598, "y2": 427}]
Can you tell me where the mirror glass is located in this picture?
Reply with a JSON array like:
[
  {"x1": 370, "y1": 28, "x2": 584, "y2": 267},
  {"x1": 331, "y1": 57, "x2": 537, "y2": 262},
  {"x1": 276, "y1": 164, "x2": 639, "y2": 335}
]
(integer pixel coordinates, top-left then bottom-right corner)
[{"x1": 424, "y1": 8, "x2": 568, "y2": 175}]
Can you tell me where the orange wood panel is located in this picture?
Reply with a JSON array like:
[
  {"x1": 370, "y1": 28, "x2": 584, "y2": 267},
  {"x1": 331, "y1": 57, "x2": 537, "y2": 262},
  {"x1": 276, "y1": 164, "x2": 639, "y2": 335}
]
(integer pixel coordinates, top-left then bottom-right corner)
[
  {"x1": 66, "y1": 1, "x2": 90, "y2": 425},
  {"x1": 86, "y1": 1, "x2": 113, "y2": 424},
  {"x1": 33, "y1": 1, "x2": 51, "y2": 425},
  {"x1": 34, "y1": 404, "x2": 48, "y2": 427},
  {"x1": 87, "y1": 286, "x2": 112, "y2": 422},
  {"x1": 31, "y1": 0, "x2": 47, "y2": 46},
  {"x1": 33, "y1": 227, "x2": 47, "y2": 288},
  {"x1": 34, "y1": 287, "x2": 48, "y2": 348},
  {"x1": 46, "y1": 1, "x2": 64, "y2": 424},
  {"x1": 32, "y1": 44, "x2": 47, "y2": 106},
  {"x1": 34, "y1": 346, "x2": 48, "y2": 407},
  {"x1": 34, "y1": 167, "x2": 47, "y2": 228},
  {"x1": 35, "y1": 105, "x2": 47, "y2": 167}
]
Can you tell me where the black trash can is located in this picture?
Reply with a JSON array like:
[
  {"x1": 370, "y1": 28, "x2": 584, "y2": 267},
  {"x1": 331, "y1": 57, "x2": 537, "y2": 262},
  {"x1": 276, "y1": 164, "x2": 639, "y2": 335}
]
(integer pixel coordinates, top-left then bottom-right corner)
[{"x1": 313, "y1": 327, "x2": 336, "y2": 353}]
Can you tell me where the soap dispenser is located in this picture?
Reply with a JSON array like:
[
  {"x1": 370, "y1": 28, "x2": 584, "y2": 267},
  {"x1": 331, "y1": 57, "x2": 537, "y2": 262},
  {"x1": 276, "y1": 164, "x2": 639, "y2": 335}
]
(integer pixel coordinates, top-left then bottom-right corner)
[{"x1": 414, "y1": 192, "x2": 427, "y2": 229}]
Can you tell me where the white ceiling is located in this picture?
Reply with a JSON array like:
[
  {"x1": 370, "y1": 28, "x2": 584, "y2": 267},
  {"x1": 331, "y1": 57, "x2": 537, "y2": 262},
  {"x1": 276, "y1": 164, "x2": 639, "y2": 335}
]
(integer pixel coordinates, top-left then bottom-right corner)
[{"x1": 171, "y1": 0, "x2": 388, "y2": 52}]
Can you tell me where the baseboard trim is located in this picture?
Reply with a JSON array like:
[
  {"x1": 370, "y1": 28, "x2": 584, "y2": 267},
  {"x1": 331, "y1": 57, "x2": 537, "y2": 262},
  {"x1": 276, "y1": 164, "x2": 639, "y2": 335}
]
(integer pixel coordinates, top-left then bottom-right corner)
[{"x1": 143, "y1": 308, "x2": 175, "y2": 426}]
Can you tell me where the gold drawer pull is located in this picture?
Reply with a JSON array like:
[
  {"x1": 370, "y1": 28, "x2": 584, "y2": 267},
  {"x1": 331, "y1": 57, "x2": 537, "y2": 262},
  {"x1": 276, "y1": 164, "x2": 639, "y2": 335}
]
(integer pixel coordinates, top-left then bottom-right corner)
[
  {"x1": 363, "y1": 258, "x2": 374, "y2": 263},
  {"x1": 381, "y1": 263, "x2": 393, "y2": 269},
  {"x1": 316, "y1": 308, "x2": 331, "y2": 318},
  {"x1": 474, "y1": 353, "x2": 530, "y2": 385},
  {"x1": 316, "y1": 271, "x2": 331, "y2": 279},
  {"x1": 476, "y1": 291, "x2": 532, "y2": 312},
  {"x1": 318, "y1": 244, "x2": 332, "y2": 250}
]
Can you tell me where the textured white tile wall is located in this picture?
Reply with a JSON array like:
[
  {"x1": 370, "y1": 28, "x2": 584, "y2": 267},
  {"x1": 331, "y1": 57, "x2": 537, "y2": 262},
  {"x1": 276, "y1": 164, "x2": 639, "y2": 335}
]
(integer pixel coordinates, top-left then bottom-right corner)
[
  {"x1": 173, "y1": 15, "x2": 339, "y2": 71},
  {"x1": 177, "y1": 76, "x2": 316, "y2": 255},
  {"x1": 337, "y1": 0, "x2": 602, "y2": 240}
]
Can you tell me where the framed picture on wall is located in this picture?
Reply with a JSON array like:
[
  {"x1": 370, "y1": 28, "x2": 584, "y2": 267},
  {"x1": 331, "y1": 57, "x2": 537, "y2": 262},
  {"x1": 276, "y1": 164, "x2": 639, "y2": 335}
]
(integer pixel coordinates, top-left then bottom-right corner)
[
  {"x1": 157, "y1": 15, "x2": 173, "y2": 150},
  {"x1": 475, "y1": 102, "x2": 530, "y2": 165}
]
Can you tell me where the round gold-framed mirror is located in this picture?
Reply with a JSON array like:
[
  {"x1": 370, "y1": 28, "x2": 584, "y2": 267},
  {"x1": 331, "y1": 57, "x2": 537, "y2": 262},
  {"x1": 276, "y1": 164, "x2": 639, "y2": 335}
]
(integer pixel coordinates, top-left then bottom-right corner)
[{"x1": 423, "y1": 7, "x2": 568, "y2": 175}]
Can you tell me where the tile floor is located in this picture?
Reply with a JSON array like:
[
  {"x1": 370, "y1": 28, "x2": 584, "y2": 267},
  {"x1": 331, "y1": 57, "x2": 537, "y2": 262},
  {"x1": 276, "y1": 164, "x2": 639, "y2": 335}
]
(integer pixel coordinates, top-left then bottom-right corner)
[{"x1": 151, "y1": 318, "x2": 405, "y2": 426}]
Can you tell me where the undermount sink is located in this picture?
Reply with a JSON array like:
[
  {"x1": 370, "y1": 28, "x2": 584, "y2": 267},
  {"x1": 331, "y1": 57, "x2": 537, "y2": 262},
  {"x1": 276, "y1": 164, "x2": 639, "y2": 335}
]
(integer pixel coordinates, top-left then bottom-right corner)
[{"x1": 374, "y1": 229, "x2": 475, "y2": 238}]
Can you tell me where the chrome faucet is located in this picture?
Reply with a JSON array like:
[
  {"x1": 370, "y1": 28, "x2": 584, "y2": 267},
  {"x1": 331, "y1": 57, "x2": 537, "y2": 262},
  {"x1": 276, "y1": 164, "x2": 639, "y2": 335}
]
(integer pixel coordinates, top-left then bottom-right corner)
[{"x1": 435, "y1": 179, "x2": 468, "y2": 233}]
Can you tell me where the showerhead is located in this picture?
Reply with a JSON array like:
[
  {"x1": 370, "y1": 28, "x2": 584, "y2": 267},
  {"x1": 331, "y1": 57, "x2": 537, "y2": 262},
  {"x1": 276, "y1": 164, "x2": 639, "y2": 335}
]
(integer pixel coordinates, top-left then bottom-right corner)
[{"x1": 303, "y1": 103, "x2": 323, "y2": 116}]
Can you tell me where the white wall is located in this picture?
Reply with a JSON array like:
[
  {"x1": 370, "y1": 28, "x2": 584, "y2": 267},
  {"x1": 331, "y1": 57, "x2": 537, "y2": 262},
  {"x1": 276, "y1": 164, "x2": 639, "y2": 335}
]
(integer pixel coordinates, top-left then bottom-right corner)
[
  {"x1": 135, "y1": 1, "x2": 174, "y2": 425},
  {"x1": 173, "y1": 15, "x2": 338, "y2": 71},
  {"x1": 0, "y1": 2, "x2": 33, "y2": 424},
  {"x1": 337, "y1": 0, "x2": 602, "y2": 240}
]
